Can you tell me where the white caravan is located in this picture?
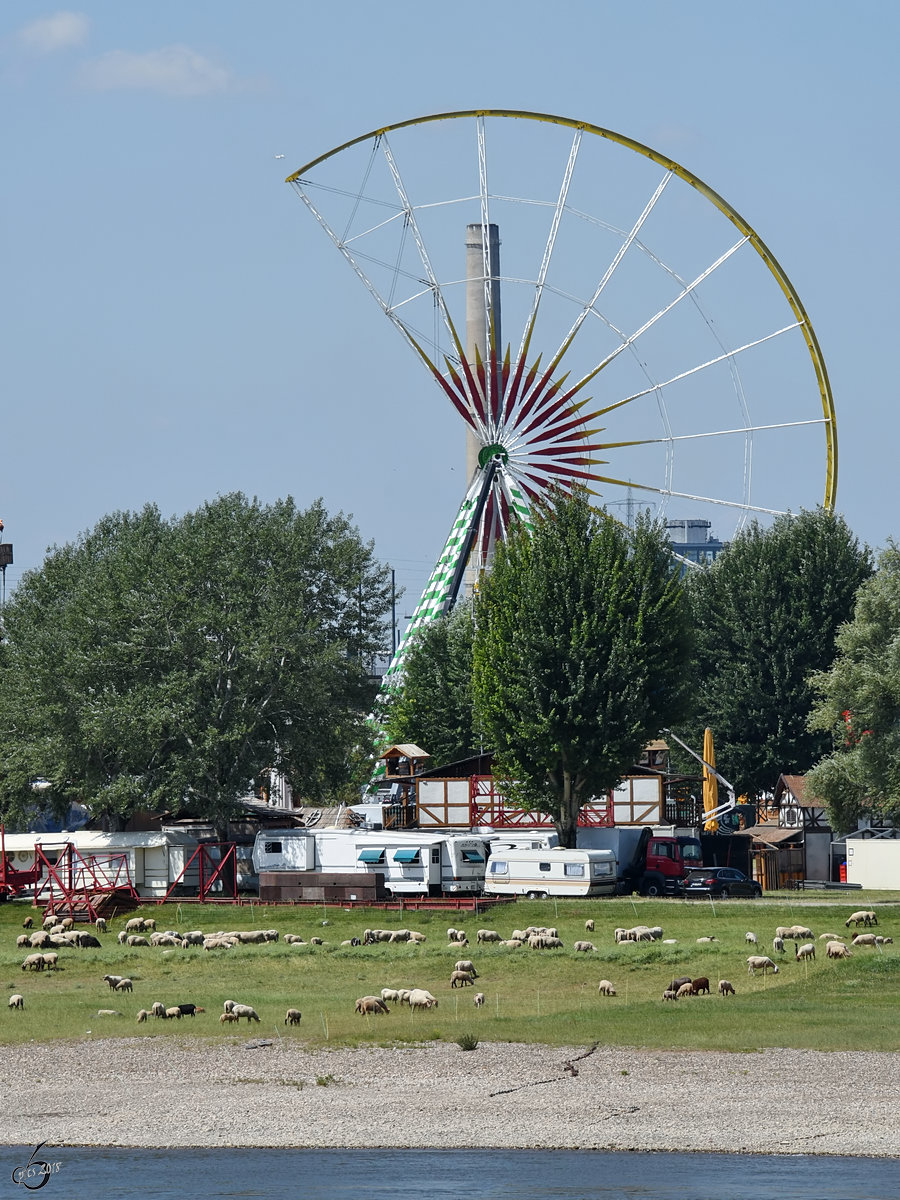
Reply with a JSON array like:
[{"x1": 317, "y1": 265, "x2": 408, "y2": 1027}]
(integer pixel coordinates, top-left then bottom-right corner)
[
  {"x1": 252, "y1": 828, "x2": 490, "y2": 896},
  {"x1": 483, "y1": 847, "x2": 617, "y2": 899}
]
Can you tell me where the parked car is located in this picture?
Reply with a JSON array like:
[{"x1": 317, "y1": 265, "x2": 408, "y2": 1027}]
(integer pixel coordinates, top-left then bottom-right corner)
[{"x1": 684, "y1": 866, "x2": 762, "y2": 899}]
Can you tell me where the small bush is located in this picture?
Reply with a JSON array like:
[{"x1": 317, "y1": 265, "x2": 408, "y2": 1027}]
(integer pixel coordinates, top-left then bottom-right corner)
[
  {"x1": 456, "y1": 1032, "x2": 479, "y2": 1052},
  {"x1": 315, "y1": 1073, "x2": 337, "y2": 1087}
]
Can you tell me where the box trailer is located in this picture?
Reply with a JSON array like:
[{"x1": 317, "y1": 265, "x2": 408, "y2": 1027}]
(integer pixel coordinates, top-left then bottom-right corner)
[{"x1": 484, "y1": 847, "x2": 617, "y2": 898}]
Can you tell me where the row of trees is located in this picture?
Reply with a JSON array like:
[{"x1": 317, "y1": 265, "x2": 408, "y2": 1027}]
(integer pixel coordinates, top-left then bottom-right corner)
[
  {"x1": 1, "y1": 486, "x2": 895, "y2": 842},
  {"x1": 387, "y1": 497, "x2": 885, "y2": 841},
  {"x1": 0, "y1": 494, "x2": 392, "y2": 833}
]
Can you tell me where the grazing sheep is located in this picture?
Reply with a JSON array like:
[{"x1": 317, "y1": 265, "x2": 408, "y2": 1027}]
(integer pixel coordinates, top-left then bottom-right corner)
[
  {"x1": 115, "y1": 978, "x2": 134, "y2": 992},
  {"x1": 285, "y1": 1008, "x2": 302, "y2": 1025},
  {"x1": 454, "y1": 960, "x2": 478, "y2": 977},
  {"x1": 283, "y1": 935, "x2": 306, "y2": 945},
  {"x1": 117, "y1": 931, "x2": 128, "y2": 945},
  {"x1": 676, "y1": 982, "x2": 694, "y2": 999},
  {"x1": 826, "y1": 940, "x2": 852, "y2": 959},
  {"x1": 309, "y1": 937, "x2": 324, "y2": 946},
  {"x1": 597, "y1": 980, "x2": 617, "y2": 997},
  {"x1": 143, "y1": 919, "x2": 157, "y2": 932},
  {"x1": 126, "y1": 935, "x2": 149, "y2": 948},
  {"x1": 773, "y1": 936, "x2": 785, "y2": 955},
  {"x1": 745, "y1": 932, "x2": 758, "y2": 945},
  {"x1": 852, "y1": 933, "x2": 877, "y2": 947},
  {"x1": 41, "y1": 915, "x2": 58, "y2": 930},
  {"x1": 28, "y1": 931, "x2": 50, "y2": 948},
  {"x1": 408, "y1": 988, "x2": 438, "y2": 1010},
  {"x1": 450, "y1": 970, "x2": 475, "y2": 988},
  {"x1": 21, "y1": 953, "x2": 45, "y2": 972},
  {"x1": 60, "y1": 917, "x2": 74, "y2": 929},
  {"x1": 476, "y1": 929, "x2": 501, "y2": 944},
  {"x1": 667, "y1": 976, "x2": 692, "y2": 992},
  {"x1": 355, "y1": 995, "x2": 389, "y2": 1015},
  {"x1": 584, "y1": 919, "x2": 595, "y2": 932},
  {"x1": 182, "y1": 931, "x2": 205, "y2": 946},
  {"x1": 573, "y1": 941, "x2": 596, "y2": 952},
  {"x1": 690, "y1": 977, "x2": 711, "y2": 995},
  {"x1": 8, "y1": 994, "x2": 24, "y2": 1010},
  {"x1": 396, "y1": 989, "x2": 411, "y2": 1006},
  {"x1": 136, "y1": 1009, "x2": 149, "y2": 1022},
  {"x1": 696, "y1": 936, "x2": 717, "y2": 944},
  {"x1": 775, "y1": 926, "x2": 795, "y2": 941},
  {"x1": 381, "y1": 988, "x2": 401, "y2": 1004},
  {"x1": 176, "y1": 1004, "x2": 204, "y2": 1017},
  {"x1": 22, "y1": 917, "x2": 33, "y2": 930},
  {"x1": 223, "y1": 1000, "x2": 236, "y2": 1013},
  {"x1": 510, "y1": 929, "x2": 528, "y2": 942},
  {"x1": 846, "y1": 910, "x2": 878, "y2": 928},
  {"x1": 124, "y1": 918, "x2": 145, "y2": 933},
  {"x1": 473, "y1": 992, "x2": 485, "y2": 1007},
  {"x1": 789, "y1": 925, "x2": 814, "y2": 940},
  {"x1": 150, "y1": 1001, "x2": 167, "y2": 1018},
  {"x1": 41, "y1": 952, "x2": 59, "y2": 970},
  {"x1": 165, "y1": 1007, "x2": 183, "y2": 1020},
  {"x1": 662, "y1": 988, "x2": 679, "y2": 1002},
  {"x1": 501, "y1": 939, "x2": 525, "y2": 948},
  {"x1": 220, "y1": 1012, "x2": 239, "y2": 1024},
  {"x1": 231, "y1": 1004, "x2": 261, "y2": 1023},
  {"x1": 876, "y1": 936, "x2": 893, "y2": 945},
  {"x1": 16, "y1": 935, "x2": 29, "y2": 949},
  {"x1": 408, "y1": 931, "x2": 426, "y2": 944},
  {"x1": 747, "y1": 955, "x2": 779, "y2": 975},
  {"x1": 795, "y1": 942, "x2": 816, "y2": 961},
  {"x1": 718, "y1": 979, "x2": 736, "y2": 997},
  {"x1": 95, "y1": 917, "x2": 107, "y2": 934}
]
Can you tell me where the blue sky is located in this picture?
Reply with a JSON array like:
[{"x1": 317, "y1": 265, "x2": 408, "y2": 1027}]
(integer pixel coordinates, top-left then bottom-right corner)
[{"x1": 1, "y1": 2, "x2": 896, "y2": 619}]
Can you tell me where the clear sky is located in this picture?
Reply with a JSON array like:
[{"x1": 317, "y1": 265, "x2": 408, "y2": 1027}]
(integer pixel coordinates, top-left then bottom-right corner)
[{"x1": 1, "y1": 2, "x2": 896, "y2": 621}]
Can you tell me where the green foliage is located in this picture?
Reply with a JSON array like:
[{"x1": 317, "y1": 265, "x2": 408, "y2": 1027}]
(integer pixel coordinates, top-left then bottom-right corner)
[
  {"x1": 682, "y1": 508, "x2": 872, "y2": 798},
  {"x1": 807, "y1": 543, "x2": 900, "y2": 828},
  {"x1": 0, "y1": 494, "x2": 392, "y2": 829},
  {"x1": 384, "y1": 603, "x2": 478, "y2": 765},
  {"x1": 473, "y1": 491, "x2": 693, "y2": 846},
  {"x1": 455, "y1": 1032, "x2": 479, "y2": 1051}
]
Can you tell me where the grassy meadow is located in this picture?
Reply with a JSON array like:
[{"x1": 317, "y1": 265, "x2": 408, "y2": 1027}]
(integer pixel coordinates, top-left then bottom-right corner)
[{"x1": 2, "y1": 893, "x2": 899, "y2": 1052}]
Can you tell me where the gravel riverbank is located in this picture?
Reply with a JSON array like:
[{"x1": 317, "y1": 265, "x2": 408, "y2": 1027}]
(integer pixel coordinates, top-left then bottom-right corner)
[{"x1": 1, "y1": 1038, "x2": 897, "y2": 1156}]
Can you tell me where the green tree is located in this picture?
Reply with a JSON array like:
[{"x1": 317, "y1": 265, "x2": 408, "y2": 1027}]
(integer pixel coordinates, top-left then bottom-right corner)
[
  {"x1": 806, "y1": 543, "x2": 900, "y2": 830},
  {"x1": 472, "y1": 491, "x2": 693, "y2": 847},
  {"x1": 682, "y1": 509, "x2": 872, "y2": 798},
  {"x1": 383, "y1": 602, "x2": 478, "y2": 765},
  {"x1": 0, "y1": 494, "x2": 391, "y2": 831}
]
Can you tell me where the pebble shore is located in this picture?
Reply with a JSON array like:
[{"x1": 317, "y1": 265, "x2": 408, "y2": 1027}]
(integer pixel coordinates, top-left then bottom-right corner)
[{"x1": 1, "y1": 1037, "x2": 897, "y2": 1156}]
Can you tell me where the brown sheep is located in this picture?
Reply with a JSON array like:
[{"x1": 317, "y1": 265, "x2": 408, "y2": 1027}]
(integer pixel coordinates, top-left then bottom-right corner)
[
  {"x1": 220, "y1": 1011, "x2": 240, "y2": 1023},
  {"x1": 355, "y1": 995, "x2": 389, "y2": 1015},
  {"x1": 450, "y1": 970, "x2": 475, "y2": 988},
  {"x1": 690, "y1": 977, "x2": 711, "y2": 995},
  {"x1": 285, "y1": 1008, "x2": 302, "y2": 1025}
]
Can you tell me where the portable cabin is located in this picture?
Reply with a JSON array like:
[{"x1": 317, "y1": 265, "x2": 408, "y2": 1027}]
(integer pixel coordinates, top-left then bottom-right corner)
[{"x1": 484, "y1": 847, "x2": 617, "y2": 898}]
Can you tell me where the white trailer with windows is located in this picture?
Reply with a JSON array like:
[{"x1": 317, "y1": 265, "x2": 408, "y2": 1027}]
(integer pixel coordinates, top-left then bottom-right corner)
[
  {"x1": 484, "y1": 847, "x2": 617, "y2": 898},
  {"x1": 252, "y1": 828, "x2": 490, "y2": 896}
]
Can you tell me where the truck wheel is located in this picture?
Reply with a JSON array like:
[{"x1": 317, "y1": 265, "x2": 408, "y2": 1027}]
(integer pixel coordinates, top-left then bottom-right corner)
[{"x1": 643, "y1": 880, "x2": 662, "y2": 898}]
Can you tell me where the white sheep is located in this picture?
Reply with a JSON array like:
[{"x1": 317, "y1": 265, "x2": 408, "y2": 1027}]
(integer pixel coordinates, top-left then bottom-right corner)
[
  {"x1": 846, "y1": 910, "x2": 878, "y2": 928},
  {"x1": 126, "y1": 935, "x2": 149, "y2": 947},
  {"x1": 8, "y1": 994, "x2": 24, "y2": 1010},
  {"x1": 95, "y1": 917, "x2": 107, "y2": 934},
  {"x1": 165, "y1": 1006, "x2": 183, "y2": 1020},
  {"x1": 875, "y1": 936, "x2": 893, "y2": 945},
  {"x1": 675, "y1": 982, "x2": 694, "y2": 999},
  {"x1": 222, "y1": 1000, "x2": 236, "y2": 1013},
  {"x1": 380, "y1": 988, "x2": 401, "y2": 1004},
  {"x1": 231, "y1": 1003, "x2": 260, "y2": 1023},
  {"x1": 408, "y1": 988, "x2": 438, "y2": 1010},
  {"x1": 747, "y1": 955, "x2": 779, "y2": 975},
  {"x1": 136, "y1": 1009, "x2": 150, "y2": 1022},
  {"x1": 696, "y1": 936, "x2": 717, "y2": 944},
  {"x1": 718, "y1": 979, "x2": 736, "y2": 997},
  {"x1": 826, "y1": 940, "x2": 852, "y2": 959},
  {"x1": 115, "y1": 977, "x2": 134, "y2": 992},
  {"x1": 473, "y1": 992, "x2": 485, "y2": 1007},
  {"x1": 150, "y1": 1001, "x2": 167, "y2": 1018},
  {"x1": 773, "y1": 936, "x2": 785, "y2": 955},
  {"x1": 450, "y1": 970, "x2": 475, "y2": 988},
  {"x1": 795, "y1": 942, "x2": 815, "y2": 961},
  {"x1": 851, "y1": 933, "x2": 877, "y2": 947},
  {"x1": 21, "y1": 954, "x2": 45, "y2": 972},
  {"x1": 662, "y1": 988, "x2": 678, "y2": 1002},
  {"x1": 124, "y1": 917, "x2": 145, "y2": 933},
  {"x1": 789, "y1": 924, "x2": 814, "y2": 940},
  {"x1": 597, "y1": 980, "x2": 617, "y2": 997},
  {"x1": 584, "y1": 919, "x2": 595, "y2": 933},
  {"x1": 573, "y1": 941, "x2": 596, "y2": 952},
  {"x1": 454, "y1": 960, "x2": 478, "y2": 977},
  {"x1": 476, "y1": 929, "x2": 501, "y2": 943},
  {"x1": 15, "y1": 935, "x2": 29, "y2": 949},
  {"x1": 745, "y1": 932, "x2": 758, "y2": 945}
]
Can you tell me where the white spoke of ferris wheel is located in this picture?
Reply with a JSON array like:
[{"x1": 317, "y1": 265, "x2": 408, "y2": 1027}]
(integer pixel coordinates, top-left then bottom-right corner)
[
  {"x1": 600, "y1": 476, "x2": 787, "y2": 518},
  {"x1": 380, "y1": 135, "x2": 463, "y2": 358},
  {"x1": 538, "y1": 172, "x2": 672, "y2": 383},
  {"x1": 572, "y1": 236, "x2": 750, "y2": 395},
  {"x1": 517, "y1": 128, "x2": 583, "y2": 366},
  {"x1": 476, "y1": 115, "x2": 496, "y2": 426}
]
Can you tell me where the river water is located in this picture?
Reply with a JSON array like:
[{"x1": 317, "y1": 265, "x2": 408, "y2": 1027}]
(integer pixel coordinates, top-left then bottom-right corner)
[{"x1": 2, "y1": 1147, "x2": 897, "y2": 1200}]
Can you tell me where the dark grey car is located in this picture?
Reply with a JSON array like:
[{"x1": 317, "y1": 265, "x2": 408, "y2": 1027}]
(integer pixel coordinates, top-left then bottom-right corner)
[{"x1": 684, "y1": 866, "x2": 762, "y2": 898}]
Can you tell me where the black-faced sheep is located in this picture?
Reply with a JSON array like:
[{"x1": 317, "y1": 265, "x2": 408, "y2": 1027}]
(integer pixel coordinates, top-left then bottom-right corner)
[
  {"x1": 846, "y1": 910, "x2": 878, "y2": 928},
  {"x1": 22, "y1": 917, "x2": 33, "y2": 930},
  {"x1": 8, "y1": 994, "x2": 24, "y2": 1009},
  {"x1": 747, "y1": 955, "x2": 779, "y2": 975},
  {"x1": 380, "y1": 988, "x2": 401, "y2": 1004},
  {"x1": 285, "y1": 1008, "x2": 302, "y2": 1025},
  {"x1": 41, "y1": 952, "x2": 59, "y2": 970},
  {"x1": 355, "y1": 995, "x2": 389, "y2": 1015},
  {"x1": 773, "y1": 936, "x2": 785, "y2": 955},
  {"x1": 454, "y1": 960, "x2": 478, "y2": 977},
  {"x1": 450, "y1": 970, "x2": 475, "y2": 988},
  {"x1": 124, "y1": 918, "x2": 145, "y2": 933},
  {"x1": 795, "y1": 942, "x2": 815, "y2": 961},
  {"x1": 473, "y1": 992, "x2": 485, "y2": 1007},
  {"x1": 852, "y1": 933, "x2": 877, "y2": 947},
  {"x1": 115, "y1": 978, "x2": 134, "y2": 992},
  {"x1": 150, "y1": 1001, "x2": 167, "y2": 1018},
  {"x1": 584, "y1": 919, "x2": 595, "y2": 932},
  {"x1": 718, "y1": 979, "x2": 736, "y2": 997},
  {"x1": 745, "y1": 932, "x2": 758, "y2": 945},
  {"x1": 15, "y1": 935, "x2": 29, "y2": 949},
  {"x1": 95, "y1": 917, "x2": 107, "y2": 934},
  {"x1": 230, "y1": 1003, "x2": 260, "y2": 1022},
  {"x1": 21, "y1": 953, "x2": 45, "y2": 972},
  {"x1": 597, "y1": 980, "x2": 617, "y2": 997}
]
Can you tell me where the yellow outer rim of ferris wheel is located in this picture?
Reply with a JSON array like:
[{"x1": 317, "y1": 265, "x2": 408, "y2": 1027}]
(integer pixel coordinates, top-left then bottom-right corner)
[{"x1": 288, "y1": 109, "x2": 837, "y2": 511}]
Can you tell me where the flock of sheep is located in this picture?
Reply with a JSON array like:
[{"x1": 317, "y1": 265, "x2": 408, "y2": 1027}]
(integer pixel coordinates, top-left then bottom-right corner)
[{"x1": 5, "y1": 904, "x2": 892, "y2": 1025}]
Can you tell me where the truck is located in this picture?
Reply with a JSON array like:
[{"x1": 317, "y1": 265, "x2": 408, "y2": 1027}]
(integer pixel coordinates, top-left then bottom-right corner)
[
  {"x1": 576, "y1": 826, "x2": 700, "y2": 897},
  {"x1": 483, "y1": 847, "x2": 618, "y2": 899}
]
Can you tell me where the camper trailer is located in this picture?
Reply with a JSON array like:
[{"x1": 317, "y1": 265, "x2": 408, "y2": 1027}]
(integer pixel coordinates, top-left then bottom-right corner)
[
  {"x1": 252, "y1": 828, "x2": 491, "y2": 897},
  {"x1": 484, "y1": 847, "x2": 618, "y2": 898}
]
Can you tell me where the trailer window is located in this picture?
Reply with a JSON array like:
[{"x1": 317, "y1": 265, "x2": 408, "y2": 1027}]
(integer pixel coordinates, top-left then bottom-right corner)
[
  {"x1": 358, "y1": 849, "x2": 386, "y2": 864},
  {"x1": 564, "y1": 862, "x2": 585, "y2": 877},
  {"x1": 393, "y1": 848, "x2": 420, "y2": 863},
  {"x1": 461, "y1": 849, "x2": 485, "y2": 863},
  {"x1": 489, "y1": 860, "x2": 508, "y2": 875},
  {"x1": 263, "y1": 841, "x2": 283, "y2": 855},
  {"x1": 431, "y1": 848, "x2": 441, "y2": 865},
  {"x1": 538, "y1": 861, "x2": 551, "y2": 872},
  {"x1": 592, "y1": 860, "x2": 614, "y2": 876}
]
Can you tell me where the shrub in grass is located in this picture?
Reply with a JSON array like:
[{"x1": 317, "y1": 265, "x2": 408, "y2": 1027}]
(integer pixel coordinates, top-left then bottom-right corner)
[{"x1": 456, "y1": 1032, "x2": 479, "y2": 1051}]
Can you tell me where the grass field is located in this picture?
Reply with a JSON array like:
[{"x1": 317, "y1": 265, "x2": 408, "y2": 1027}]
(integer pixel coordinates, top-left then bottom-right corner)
[{"x1": 2, "y1": 893, "x2": 898, "y2": 1051}]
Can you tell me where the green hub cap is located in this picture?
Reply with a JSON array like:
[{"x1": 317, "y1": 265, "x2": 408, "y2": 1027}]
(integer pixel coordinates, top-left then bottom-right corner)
[{"x1": 478, "y1": 443, "x2": 509, "y2": 468}]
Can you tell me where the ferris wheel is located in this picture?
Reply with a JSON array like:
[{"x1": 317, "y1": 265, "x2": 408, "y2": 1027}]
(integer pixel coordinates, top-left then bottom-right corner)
[{"x1": 287, "y1": 110, "x2": 837, "y2": 680}]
